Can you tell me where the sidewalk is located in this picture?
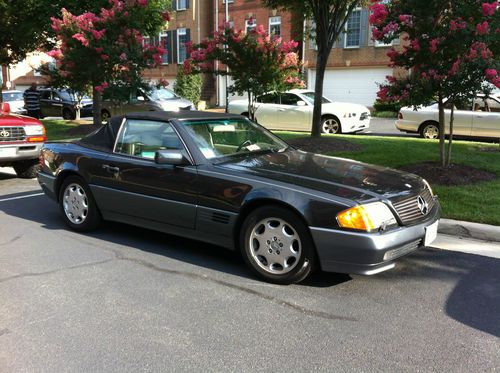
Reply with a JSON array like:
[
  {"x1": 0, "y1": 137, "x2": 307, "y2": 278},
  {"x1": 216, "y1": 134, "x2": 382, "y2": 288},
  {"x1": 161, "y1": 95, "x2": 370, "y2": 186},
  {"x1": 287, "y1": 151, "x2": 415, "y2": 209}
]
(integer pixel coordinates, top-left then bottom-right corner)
[{"x1": 439, "y1": 218, "x2": 500, "y2": 243}]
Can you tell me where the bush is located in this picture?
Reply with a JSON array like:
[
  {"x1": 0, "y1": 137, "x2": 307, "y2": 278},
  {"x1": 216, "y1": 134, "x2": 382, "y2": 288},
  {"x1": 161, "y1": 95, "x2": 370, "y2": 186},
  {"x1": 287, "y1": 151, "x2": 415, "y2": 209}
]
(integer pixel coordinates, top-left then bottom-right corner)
[
  {"x1": 373, "y1": 100, "x2": 402, "y2": 113},
  {"x1": 174, "y1": 69, "x2": 202, "y2": 106}
]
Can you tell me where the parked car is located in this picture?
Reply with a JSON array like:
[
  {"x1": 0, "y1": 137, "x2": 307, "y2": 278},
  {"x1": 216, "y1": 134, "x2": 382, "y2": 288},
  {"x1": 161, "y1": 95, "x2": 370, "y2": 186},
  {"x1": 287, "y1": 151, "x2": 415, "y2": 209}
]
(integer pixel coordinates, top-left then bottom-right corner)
[
  {"x1": 39, "y1": 88, "x2": 93, "y2": 120},
  {"x1": 0, "y1": 102, "x2": 46, "y2": 178},
  {"x1": 1, "y1": 90, "x2": 27, "y2": 115},
  {"x1": 101, "y1": 87, "x2": 195, "y2": 122},
  {"x1": 396, "y1": 95, "x2": 500, "y2": 139},
  {"x1": 228, "y1": 89, "x2": 371, "y2": 134},
  {"x1": 38, "y1": 111, "x2": 439, "y2": 284}
]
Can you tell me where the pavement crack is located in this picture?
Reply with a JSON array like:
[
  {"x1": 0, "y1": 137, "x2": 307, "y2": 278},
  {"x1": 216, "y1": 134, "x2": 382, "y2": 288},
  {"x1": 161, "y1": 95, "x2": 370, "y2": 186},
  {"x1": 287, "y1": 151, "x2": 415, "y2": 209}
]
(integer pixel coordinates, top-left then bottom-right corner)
[
  {"x1": 118, "y1": 256, "x2": 358, "y2": 322},
  {"x1": 0, "y1": 235, "x2": 21, "y2": 246},
  {"x1": 0, "y1": 328, "x2": 11, "y2": 337},
  {"x1": 0, "y1": 258, "x2": 115, "y2": 284}
]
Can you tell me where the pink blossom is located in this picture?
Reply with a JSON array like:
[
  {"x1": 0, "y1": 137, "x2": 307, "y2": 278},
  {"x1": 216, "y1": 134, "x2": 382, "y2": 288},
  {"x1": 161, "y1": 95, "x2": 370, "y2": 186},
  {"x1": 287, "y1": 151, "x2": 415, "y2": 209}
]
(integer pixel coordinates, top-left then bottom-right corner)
[
  {"x1": 95, "y1": 47, "x2": 103, "y2": 53},
  {"x1": 450, "y1": 19, "x2": 467, "y2": 31},
  {"x1": 119, "y1": 52, "x2": 127, "y2": 61},
  {"x1": 476, "y1": 21, "x2": 490, "y2": 35},
  {"x1": 46, "y1": 49, "x2": 63, "y2": 59},
  {"x1": 448, "y1": 60, "x2": 461, "y2": 76},
  {"x1": 91, "y1": 29, "x2": 106, "y2": 40},
  {"x1": 161, "y1": 11, "x2": 170, "y2": 22},
  {"x1": 95, "y1": 82, "x2": 109, "y2": 93},
  {"x1": 101, "y1": 54, "x2": 109, "y2": 61},
  {"x1": 369, "y1": 2, "x2": 388, "y2": 26},
  {"x1": 429, "y1": 38, "x2": 440, "y2": 54},
  {"x1": 410, "y1": 39, "x2": 421, "y2": 51},
  {"x1": 485, "y1": 69, "x2": 498, "y2": 80},
  {"x1": 482, "y1": 2, "x2": 498, "y2": 16},
  {"x1": 72, "y1": 33, "x2": 89, "y2": 47},
  {"x1": 137, "y1": 0, "x2": 148, "y2": 7}
]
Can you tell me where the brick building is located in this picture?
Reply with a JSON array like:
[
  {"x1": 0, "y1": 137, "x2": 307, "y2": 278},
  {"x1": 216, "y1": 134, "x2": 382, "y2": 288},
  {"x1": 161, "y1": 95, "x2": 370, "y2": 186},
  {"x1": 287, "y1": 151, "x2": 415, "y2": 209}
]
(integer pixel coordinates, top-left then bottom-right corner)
[{"x1": 305, "y1": 7, "x2": 398, "y2": 107}]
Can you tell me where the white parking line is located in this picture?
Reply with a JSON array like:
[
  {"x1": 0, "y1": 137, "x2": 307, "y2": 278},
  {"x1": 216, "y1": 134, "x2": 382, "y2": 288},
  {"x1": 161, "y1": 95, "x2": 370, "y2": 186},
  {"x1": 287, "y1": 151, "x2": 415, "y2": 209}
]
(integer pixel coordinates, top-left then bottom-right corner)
[{"x1": 0, "y1": 193, "x2": 44, "y2": 203}]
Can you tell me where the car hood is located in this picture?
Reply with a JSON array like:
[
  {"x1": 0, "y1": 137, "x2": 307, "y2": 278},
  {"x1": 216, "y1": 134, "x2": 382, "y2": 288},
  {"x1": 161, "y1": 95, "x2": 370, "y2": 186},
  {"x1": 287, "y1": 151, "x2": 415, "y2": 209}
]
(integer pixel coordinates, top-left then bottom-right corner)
[
  {"x1": 156, "y1": 97, "x2": 193, "y2": 109},
  {"x1": 324, "y1": 102, "x2": 369, "y2": 113},
  {"x1": 215, "y1": 150, "x2": 425, "y2": 203},
  {"x1": 0, "y1": 113, "x2": 42, "y2": 125}
]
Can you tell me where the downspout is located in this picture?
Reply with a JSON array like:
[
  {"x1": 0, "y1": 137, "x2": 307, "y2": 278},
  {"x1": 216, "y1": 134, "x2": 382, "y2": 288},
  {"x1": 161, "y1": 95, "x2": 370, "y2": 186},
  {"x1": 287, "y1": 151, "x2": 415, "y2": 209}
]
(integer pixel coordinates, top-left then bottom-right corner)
[{"x1": 215, "y1": 0, "x2": 219, "y2": 107}]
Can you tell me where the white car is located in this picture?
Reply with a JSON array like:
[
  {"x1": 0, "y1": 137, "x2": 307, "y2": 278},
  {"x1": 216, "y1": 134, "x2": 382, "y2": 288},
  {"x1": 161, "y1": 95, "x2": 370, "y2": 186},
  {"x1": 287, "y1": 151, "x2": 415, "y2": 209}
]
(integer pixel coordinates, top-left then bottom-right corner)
[
  {"x1": 1, "y1": 90, "x2": 27, "y2": 115},
  {"x1": 396, "y1": 95, "x2": 500, "y2": 139},
  {"x1": 228, "y1": 89, "x2": 370, "y2": 134}
]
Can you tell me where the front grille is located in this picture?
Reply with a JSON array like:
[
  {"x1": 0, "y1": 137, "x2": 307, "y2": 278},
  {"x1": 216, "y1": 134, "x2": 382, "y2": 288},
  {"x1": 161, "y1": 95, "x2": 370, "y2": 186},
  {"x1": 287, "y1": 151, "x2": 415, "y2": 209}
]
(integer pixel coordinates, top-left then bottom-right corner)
[
  {"x1": 0, "y1": 127, "x2": 26, "y2": 142},
  {"x1": 392, "y1": 187, "x2": 436, "y2": 225},
  {"x1": 360, "y1": 112, "x2": 370, "y2": 120},
  {"x1": 383, "y1": 239, "x2": 422, "y2": 261}
]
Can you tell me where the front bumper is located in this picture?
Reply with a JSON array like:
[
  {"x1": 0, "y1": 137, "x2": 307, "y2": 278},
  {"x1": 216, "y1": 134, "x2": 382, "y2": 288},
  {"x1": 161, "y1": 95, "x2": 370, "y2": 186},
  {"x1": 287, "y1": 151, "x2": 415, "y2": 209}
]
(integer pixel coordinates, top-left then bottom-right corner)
[
  {"x1": 37, "y1": 171, "x2": 57, "y2": 201},
  {"x1": 310, "y1": 205, "x2": 440, "y2": 275},
  {"x1": 0, "y1": 144, "x2": 43, "y2": 164},
  {"x1": 395, "y1": 119, "x2": 419, "y2": 133}
]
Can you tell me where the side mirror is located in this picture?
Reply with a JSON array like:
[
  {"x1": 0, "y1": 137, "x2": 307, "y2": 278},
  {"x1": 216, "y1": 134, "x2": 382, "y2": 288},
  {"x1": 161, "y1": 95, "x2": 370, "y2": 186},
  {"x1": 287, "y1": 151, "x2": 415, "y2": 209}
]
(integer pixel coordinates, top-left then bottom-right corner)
[
  {"x1": 137, "y1": 96, "x2": 145, "y2": 101},
  {"x1": 155, "y1": 149, "x2": 190, "y2": 166},
  {"x1": 297, "y1": 100, "x2": 306, "y2": 107},
  {"x1": 1, "y1": 102, "x2": 11, "y2": 113}
]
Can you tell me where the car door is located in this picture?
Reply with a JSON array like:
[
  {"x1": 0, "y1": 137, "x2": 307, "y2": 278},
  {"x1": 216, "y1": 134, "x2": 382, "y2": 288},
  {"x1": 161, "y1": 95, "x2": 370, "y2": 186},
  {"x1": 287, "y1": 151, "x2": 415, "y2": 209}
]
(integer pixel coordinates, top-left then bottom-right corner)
[
  {"x1": 444, "y1": 100, "x2": 472, "y2": 136},
  {"x1": 253, "y1": 93, "x2": 281, "y2": 129},
  {"x1": 471, "y1": 97, "x2": 500, "y2": 138},
  {"x1": 39, "y1": 90, "x2": 54, "y2": 117},
  {"x1": 94, "y1": 118, "x2": 198, "y2": 229},
  {"x1": 277, "y1": 93, "x2": 311, "y2": 131}
]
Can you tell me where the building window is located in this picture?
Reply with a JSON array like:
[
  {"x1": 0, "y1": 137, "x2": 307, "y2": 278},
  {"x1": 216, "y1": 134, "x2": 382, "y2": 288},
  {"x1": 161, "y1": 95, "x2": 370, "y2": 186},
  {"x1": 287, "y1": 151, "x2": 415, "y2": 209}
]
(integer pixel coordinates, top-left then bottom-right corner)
[
  {"x1": 159, "y1": 31, "x2": 169, "y2": 64},
  {"x1": 177, "y1": 0, "x2": 187, "y2": 10},
  {"x1": 269, "y1": 16, "x2": 281, "y2": 37},
  {"x1": 345, "y1": 9, "x2": 361, "y2": 48},
  {"x1": 222, "y1": 0, "x2": 234, "y2": 3},
  {"x1": 245, "y1": 19, "x2": 257, "y2": 34},
  {"x1": 177, "y1": 28, "x2": 189, "y2": 64}
]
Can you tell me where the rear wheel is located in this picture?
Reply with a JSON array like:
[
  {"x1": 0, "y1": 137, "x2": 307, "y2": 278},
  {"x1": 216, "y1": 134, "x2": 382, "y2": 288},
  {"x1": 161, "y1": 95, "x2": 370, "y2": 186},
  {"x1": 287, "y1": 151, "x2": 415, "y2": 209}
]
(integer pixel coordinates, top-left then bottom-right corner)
[
  {"x1": 240, "y1": 206, "x2": 317, "y2": 284},
  {"x1": 420, "y1": 122, "x2": 439, "y2": 139},
  {"x1": 321, "y1": 116, "x2": 341, "y2": 134},
  {"x1": 13, "y1": 160, "x2": 39, "y2": 178},
  {"x1": 59, "y1": 176, "x2": 101, "y2": 232},
  {"x1": 62, "y1": 108, "x2": 75, "y2": 120}
]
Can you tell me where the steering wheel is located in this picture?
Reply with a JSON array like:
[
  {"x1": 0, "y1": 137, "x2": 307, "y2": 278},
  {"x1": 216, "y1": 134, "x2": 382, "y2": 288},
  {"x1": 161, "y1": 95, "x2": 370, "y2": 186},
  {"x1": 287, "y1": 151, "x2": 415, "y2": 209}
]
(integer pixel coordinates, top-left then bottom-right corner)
[{"x1": 236, "y1": 139, "x2": 253, "y2": 152}]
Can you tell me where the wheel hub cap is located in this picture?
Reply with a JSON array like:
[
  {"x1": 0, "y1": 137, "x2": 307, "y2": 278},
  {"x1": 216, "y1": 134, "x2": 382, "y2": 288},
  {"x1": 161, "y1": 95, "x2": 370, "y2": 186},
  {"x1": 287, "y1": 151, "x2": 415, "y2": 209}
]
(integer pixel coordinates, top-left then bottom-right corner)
[{"x1": 63, "y1": 183, "x2": 89, "y2": 225}]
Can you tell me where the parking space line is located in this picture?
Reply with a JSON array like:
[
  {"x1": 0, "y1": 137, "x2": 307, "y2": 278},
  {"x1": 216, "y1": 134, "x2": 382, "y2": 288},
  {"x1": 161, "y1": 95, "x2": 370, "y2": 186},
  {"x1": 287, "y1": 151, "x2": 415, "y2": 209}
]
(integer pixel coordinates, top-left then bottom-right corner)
[{"x1": 0, "y1": 193, "x2": 44, "y2": 202}]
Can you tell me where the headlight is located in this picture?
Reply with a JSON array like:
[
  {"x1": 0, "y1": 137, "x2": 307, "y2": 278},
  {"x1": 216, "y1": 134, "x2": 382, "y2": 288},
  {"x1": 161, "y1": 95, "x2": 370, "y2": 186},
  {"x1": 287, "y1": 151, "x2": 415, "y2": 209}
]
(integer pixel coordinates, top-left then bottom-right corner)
[
  {"x1": 336, "y1": 202, "x2": 397, "y2": 232},
  {"x1": 24, "y1": 125, "x2": 45, "y2": 136}
]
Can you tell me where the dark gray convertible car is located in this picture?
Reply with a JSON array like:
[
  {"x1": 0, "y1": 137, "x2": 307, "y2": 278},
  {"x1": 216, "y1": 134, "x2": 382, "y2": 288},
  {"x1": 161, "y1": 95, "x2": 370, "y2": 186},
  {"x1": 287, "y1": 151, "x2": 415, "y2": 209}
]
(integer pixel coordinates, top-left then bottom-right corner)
[{"x1": 37, "y1": 111, "x2": 440, "y2": 284}]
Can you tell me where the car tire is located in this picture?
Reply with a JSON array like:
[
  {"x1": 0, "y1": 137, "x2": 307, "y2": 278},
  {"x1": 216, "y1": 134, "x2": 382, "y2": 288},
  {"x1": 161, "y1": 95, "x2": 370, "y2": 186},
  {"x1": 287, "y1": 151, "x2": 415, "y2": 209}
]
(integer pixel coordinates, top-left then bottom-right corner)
[
  {"x1": 420, "y1": 122, "x2": 440, "y2": 139},
  {"x1": 240, "y1": 206, "x2": 317, "y2": 284},
  {"x1": 321, "y1": 116, "x2": 341, "y2": 134},
  {"x1": 59, "y1": 176, "x2": 102, "y2": 232},
  {"x1": 13, "y1": 160, "x2": 40, "y2": 179},
  {"x1": 101, "y1": 109, "x2": 111, "y2": 123},
  {"x1": 62, "y1": 108, "x2": 75, "y2": 120}
]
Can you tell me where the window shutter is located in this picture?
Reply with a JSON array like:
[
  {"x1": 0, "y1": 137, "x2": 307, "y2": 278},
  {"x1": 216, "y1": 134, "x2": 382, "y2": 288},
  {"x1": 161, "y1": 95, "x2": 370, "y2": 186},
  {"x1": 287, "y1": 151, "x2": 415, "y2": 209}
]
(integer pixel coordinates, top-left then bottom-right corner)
[
  {"x1": 172, "y1": 30, "x2": 178, "y2": 64},
  {"x1": 360, "y1": 9, "x2": 369, "y2": 46},
  {"x1": 339, "y1": 30, "x2": 346, "y2": 49},
  {"x1": 186, "y1": 0, "x2": 190, "y2": 9},
  {"x1": 172, "y1": 0, "x2": 177, "y2": 11},
  {"x1": 186, "y1": 28, "x2": 191, "y2": 43},
  {"x1": 167, "y1": 31, "x2": 173, "y2": 64}
]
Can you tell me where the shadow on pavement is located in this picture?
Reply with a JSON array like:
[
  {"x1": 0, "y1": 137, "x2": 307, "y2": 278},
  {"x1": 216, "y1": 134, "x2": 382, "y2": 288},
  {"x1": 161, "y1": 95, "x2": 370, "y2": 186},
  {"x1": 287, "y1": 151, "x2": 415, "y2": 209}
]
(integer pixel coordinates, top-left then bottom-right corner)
[
  {"x1": 0, "y1": 170, "x2": 17, "y2": 180},
  {"x1": 0, "y1": 192, "x2": 350, "y2": 288}
]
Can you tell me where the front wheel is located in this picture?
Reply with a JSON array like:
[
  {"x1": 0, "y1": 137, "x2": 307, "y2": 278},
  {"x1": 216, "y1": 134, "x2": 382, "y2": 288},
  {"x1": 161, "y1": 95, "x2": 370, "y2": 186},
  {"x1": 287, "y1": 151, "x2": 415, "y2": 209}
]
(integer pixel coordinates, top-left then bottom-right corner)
[
  {"x1": 59, "y1": 176, "x2": 101, "y2": 232},
  {"x1": 420, "y1": 122, "x2": 439, "y2": 139},
  {"x1": 240, "y1": 206, "x2": 317, "y2": 284},
  {"x1": 13, "y1": 160, "x2": 39, "y2": 178},
  {"x1": 321, "y1": 116, "x2": 341, "y2": 134}
]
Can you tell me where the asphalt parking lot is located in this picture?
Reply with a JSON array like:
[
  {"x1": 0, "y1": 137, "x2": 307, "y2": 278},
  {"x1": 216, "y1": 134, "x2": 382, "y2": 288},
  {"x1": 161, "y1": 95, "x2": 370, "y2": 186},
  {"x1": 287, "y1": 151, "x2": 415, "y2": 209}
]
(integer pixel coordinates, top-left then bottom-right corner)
[{"x1": 1, "y1": 170, "x2": 499, "y2": 372}]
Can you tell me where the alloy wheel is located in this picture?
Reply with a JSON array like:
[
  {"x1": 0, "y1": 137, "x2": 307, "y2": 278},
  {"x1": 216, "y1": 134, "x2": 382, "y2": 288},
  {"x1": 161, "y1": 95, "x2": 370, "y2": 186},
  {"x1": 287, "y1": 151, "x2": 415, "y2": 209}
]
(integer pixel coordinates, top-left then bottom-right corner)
[
  {"x1": 62, "y1": 183, "x2": 89, "y2": 225},
  {"x1": 423, "y1": 124, "x2": 439, "y2": 139},
  {"x1": 322, "y1": 118, "x2": 340, "y2": 134}
]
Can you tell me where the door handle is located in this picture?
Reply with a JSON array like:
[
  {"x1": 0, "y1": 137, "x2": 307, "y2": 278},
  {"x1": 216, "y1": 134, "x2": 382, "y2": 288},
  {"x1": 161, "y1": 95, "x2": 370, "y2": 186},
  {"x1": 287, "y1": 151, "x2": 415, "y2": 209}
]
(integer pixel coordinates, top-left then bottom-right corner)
[{"x1": 102, "y1": 164, "x2": 120, "y2": 173}]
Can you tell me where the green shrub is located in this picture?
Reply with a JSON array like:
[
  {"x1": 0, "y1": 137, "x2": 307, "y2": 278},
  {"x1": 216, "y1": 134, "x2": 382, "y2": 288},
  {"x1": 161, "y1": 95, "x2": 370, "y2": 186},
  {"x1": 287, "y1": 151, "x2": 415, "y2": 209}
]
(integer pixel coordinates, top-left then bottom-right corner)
[
  {"x1": 373, "y1": 100, "x2": 402, "y2": 113},
  {"x1": 174, "y1": 69, "x2": 202, "y2": 106}
]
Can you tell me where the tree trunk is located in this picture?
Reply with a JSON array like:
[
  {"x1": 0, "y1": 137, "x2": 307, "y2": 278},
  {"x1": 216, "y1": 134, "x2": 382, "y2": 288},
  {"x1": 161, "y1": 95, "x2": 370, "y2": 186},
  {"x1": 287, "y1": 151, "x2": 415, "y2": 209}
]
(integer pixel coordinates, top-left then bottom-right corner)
[
  {"x1": 311, "y1": 51, "x2": 329, "y2": 138},
  {"x1": 92, "y1": 85, "x2": 102, "y2": 126},
  {"x1": 446, "y1": 104, "x2": 455, "y2": 167},
  {"x1": 437, "y1": 95, "x2": 446, "y2": 167},
  {"x1": 247, "y1": 89, "x2": 254, "y2": 121}
]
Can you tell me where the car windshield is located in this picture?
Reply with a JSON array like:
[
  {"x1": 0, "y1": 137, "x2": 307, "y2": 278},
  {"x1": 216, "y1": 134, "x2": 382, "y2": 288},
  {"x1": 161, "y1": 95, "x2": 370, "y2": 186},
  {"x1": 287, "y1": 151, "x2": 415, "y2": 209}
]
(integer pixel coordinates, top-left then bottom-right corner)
[
  {"x1": 301, "y1": 91, "x2": 331, "y2": 104},
  {"x1": 149, "y1": 88, "x2": 177, "y2": 100},
  {"x1": 2, "y1": 92, "x2": 23, "y2": 101},
  {"x1": 183, "y1": 118, "x2": 289, "y2": 161}
]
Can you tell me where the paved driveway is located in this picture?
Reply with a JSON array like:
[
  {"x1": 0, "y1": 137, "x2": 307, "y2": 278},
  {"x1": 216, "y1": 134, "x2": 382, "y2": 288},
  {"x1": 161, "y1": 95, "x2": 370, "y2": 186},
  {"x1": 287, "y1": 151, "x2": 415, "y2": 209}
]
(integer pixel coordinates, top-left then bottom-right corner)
[{"x1": 1, "y1": 170, "x2": 499, "y2": 372}]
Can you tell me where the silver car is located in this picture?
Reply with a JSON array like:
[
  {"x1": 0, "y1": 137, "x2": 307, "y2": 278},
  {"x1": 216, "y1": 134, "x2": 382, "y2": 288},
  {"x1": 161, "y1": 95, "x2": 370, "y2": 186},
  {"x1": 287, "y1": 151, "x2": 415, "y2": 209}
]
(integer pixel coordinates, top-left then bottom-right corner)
[
  {"x1": 396, "y1": 95, "x2": 500, "y2": 139},
  {"x1": 101, "y1": 88, "x2": 195, "y2": 122},
  {"x1": 1, "y1": 90, "x2": 27, "y2": 115}
]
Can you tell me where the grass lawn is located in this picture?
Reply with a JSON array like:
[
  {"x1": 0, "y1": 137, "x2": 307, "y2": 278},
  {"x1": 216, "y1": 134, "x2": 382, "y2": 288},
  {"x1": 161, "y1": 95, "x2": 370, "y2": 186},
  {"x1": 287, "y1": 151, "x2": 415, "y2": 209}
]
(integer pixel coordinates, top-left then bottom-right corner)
[
  {"x1": 42, "y1": 119, "x2": 93, "y2": 141},
  {"x1": 278, "y1": 132, "x2": 500, "y2": 226}
]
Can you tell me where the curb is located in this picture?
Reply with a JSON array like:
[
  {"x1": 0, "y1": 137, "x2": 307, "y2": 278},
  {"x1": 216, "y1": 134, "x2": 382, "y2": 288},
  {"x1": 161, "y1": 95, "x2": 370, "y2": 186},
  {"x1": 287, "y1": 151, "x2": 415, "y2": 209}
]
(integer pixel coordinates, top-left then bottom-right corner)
[{"x1": 438, "y1": 218, "x2": 500, "y2": 243}]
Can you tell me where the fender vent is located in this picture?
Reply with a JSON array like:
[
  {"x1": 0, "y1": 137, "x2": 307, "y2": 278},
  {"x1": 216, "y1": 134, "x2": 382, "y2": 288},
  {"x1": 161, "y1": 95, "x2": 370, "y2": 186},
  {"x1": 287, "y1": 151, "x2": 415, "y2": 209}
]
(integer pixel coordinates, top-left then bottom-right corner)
[{"x1": 212, "y1": 212, "x2": 230, "y2": 224}]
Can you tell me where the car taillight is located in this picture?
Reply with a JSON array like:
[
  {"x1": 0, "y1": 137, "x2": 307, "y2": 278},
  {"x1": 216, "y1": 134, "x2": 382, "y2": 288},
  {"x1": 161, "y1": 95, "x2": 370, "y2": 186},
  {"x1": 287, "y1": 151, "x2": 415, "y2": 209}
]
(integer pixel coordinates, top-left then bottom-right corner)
[{"x1": 398, "y1": 112, "x2": 403, "y2": 120}]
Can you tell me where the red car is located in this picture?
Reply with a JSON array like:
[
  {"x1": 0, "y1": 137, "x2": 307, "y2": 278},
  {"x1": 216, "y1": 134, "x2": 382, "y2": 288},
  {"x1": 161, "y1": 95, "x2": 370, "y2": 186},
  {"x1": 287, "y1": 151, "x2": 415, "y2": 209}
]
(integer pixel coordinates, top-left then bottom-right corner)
[{"x1": 0, "y1": 102, "x2": 46, "y2": 178}]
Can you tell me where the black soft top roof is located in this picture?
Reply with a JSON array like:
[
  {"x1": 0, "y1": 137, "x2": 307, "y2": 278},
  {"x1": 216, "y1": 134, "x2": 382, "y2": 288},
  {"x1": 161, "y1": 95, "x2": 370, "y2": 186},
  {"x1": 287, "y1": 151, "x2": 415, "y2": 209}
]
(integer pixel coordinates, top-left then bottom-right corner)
[{"x1": 77, "y1": 111, "x2": 244, "y2": 152}]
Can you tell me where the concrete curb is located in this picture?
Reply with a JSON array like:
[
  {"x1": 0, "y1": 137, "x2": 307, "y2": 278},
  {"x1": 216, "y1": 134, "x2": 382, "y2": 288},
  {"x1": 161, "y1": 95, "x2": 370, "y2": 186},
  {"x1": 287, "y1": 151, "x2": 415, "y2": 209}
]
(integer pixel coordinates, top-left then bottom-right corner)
[{"x1": 438, "y1": 218, "x2": 500, "y2": 243}]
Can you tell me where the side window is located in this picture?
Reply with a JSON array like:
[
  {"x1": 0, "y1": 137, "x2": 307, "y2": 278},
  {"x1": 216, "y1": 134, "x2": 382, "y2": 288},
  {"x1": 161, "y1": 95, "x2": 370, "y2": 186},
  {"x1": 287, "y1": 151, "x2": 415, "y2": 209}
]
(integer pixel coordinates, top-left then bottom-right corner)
[
  {"x1": 114, "y1": 119, "x2": 183, "y2": 159},
  {"x1": 280, "y1": 93, "x2": 301, "y2": 106},
  {"x1": 40, "y1": 91, "x2": 51, "y2": 100},
  {"x1": 258, "y1": 93, "x2": 279, "y2": 104}
]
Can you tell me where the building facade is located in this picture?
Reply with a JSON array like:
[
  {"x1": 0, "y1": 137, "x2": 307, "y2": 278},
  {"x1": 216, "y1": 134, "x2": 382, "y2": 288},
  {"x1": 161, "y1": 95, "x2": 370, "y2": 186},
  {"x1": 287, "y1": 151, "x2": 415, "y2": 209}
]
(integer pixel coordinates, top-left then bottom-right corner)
[{"x1": 305, "y1": 7, "x2": 398, "y2": 107}]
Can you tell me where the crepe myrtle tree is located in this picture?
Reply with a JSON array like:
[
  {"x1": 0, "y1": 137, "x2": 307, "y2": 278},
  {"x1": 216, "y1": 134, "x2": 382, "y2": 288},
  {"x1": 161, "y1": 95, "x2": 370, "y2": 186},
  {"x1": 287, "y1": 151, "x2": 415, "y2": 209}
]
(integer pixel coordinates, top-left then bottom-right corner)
[
  {"x1": 46, "y1": 0, "x2": 171, "y2": 125},
  {"x1": 183, "y1": 23, "x2": 304, "y2": 121},
  {"x1": 371, "y1": 0, "x2": 500, "y2": 166},
  {"x1": 264, "y1": 0, "x2": 369, "y2": 137}
]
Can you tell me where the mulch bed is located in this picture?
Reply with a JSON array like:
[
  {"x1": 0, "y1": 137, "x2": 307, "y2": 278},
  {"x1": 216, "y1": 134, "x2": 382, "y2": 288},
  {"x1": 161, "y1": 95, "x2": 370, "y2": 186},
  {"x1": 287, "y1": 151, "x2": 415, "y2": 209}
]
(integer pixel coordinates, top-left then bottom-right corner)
[
  {"x1": 400, "y1": 161, "x2": 497, "y2": 186},
  {"x1": 287, "y1": 137, "x2": 363, "y2": 153}
]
